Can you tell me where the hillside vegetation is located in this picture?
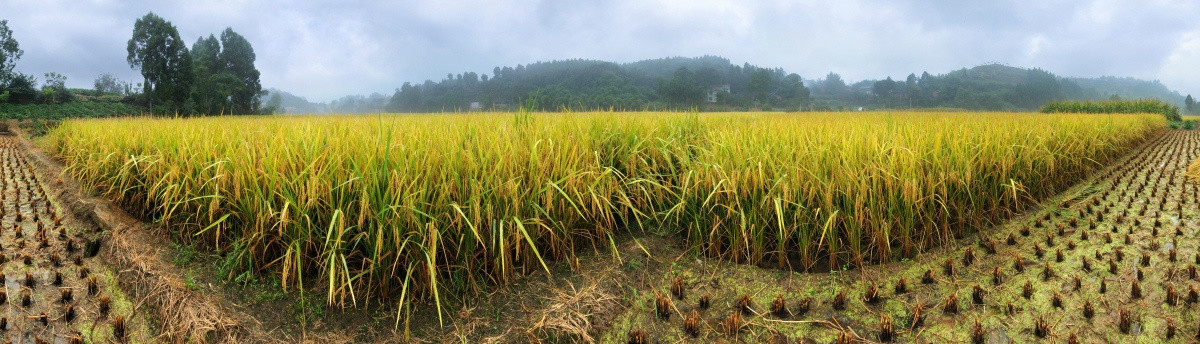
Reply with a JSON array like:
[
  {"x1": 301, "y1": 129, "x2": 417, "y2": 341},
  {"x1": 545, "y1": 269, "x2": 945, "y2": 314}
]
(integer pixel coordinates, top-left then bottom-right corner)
[{"x1": 263, "y1": 57, "x2": 1192, "y2": 114}]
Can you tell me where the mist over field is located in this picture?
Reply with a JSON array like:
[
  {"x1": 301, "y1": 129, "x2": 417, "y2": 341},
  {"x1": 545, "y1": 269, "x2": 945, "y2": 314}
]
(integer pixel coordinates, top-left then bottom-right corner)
[{"x1": 2, "y1": 0, "x2": 1199, "y2": 108}]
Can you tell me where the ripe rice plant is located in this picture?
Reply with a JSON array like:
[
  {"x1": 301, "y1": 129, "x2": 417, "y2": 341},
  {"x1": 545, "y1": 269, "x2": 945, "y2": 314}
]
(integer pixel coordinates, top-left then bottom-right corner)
[
  {"x1": 43, "y1": 111, "x2": 1162, "y2": 325},
  {"x1": 1188, "y1": 155, "x2": 1200, "y2": 181}
]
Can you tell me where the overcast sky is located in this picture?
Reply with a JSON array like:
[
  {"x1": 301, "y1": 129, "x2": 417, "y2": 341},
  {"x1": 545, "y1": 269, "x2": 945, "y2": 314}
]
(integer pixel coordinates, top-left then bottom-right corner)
[{"x1": 3, "y1": 0, "x2": 1199, "y2": 102}]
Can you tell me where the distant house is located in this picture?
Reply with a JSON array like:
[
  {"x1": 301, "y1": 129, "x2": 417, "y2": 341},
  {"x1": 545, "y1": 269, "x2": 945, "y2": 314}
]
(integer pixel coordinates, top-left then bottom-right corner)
[
  {"x1": 469, "y1": 102, "x2": 482, "y2": 111},
  {"x1": 707, "y1": 84, "x2": 730, "y2": 103}
]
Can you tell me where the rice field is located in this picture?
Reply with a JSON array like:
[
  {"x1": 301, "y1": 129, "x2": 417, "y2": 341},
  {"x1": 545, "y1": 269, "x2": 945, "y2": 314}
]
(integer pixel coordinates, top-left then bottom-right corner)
[
  {"x1": 40, "y1": 111, "x2": 1164, "y2": 325},
  {"x1": 609, "y1": 130, "x2": 1200, "y2": 342}
]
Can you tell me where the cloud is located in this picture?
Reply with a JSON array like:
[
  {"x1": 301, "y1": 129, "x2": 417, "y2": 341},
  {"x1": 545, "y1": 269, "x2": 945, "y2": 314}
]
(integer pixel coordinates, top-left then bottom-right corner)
[
  {"x1": 1158, "y1": 30, "x2": 1200, "y2": 96},
  {"x1": 1, "y1": 0, "x2": 1198, "y2": 101},
  {"x1": 1024, "y1": 35, "x2": 1050, "y2": 61}
]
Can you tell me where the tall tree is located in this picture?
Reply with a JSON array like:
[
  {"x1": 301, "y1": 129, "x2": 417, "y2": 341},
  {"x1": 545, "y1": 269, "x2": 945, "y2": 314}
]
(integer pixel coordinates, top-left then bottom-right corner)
[
  {"x1": 872, "y1": 77, "x2": 897, "y2": 97},
  {"x1": 1186, "y1": 94, "x2": 1195, "y2": 114},
  {"x1": 41, "y1": 72, "x2": 70, "y2": 104},
  {"x1": 905, "y1": 73, "x2": 919, "y2": 107},
  {"x1": 657, "y1": 67, "x2": 703, "y2": 107},
  {"x1": 94, "y1": 73, "x2": 127, "y2": 95},
  {"x1": 747, "y1": 69, "x2": 772, "y2": 102},
  {"x1": 389, "y1": 82, "x2": 423, "y2": 111},
  {"x1": 263, "y1": 92, "x2": 282, "y2": 114},
  {"x1": 5, "y1": 73, "x2": 36, "y2": 104},
  {"x1": 821, "y1": 72, "x2": 848, "y2": 96},
  {"x1": 191, "y1": 35, "x2": 234, "y2": 115},
  {"x1": 0, "y1": 20, "x2": 22, "y2": 86},
  {"x1": 219, "y1": 28, "x2": 262, "y2": 114},
  {"x1": 127, "y1": 12, "x2": 193, "y2": 114}
]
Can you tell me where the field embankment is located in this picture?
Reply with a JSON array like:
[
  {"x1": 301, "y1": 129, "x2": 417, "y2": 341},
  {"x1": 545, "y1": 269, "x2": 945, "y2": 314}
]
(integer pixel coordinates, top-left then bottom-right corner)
[{"x1": 40, "y1": 111, "x2": 1164, "y2": 326}]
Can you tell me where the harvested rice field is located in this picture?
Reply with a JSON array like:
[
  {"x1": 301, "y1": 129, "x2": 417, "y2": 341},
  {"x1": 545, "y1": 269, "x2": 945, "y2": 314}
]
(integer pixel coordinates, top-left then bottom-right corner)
[
  {"x1": 14, "y1": 110, "x2": 1197, "y2": 343},
  {"x1": 0, "y1": 134, "x2": 145, "y2": 343}
]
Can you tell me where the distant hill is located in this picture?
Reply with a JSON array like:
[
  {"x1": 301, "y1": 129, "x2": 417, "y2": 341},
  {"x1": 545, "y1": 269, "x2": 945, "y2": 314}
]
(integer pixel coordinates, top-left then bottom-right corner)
[
  {"x1": 261, "y1": 88, "x2": 328, "y2": 114},
  {"x1": 811, "y1": 63, "x2": 1189, "y2": 111},
  {"x1": 266, "y1": 58, "x2": 1194, "y2": 113},
  {"x1": 1068, "y1": 76, "x2": 1186, "y2": 104}
]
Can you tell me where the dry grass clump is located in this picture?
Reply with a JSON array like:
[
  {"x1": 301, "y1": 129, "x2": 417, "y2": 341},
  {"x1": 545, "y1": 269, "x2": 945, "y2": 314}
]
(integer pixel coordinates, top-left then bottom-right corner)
[
  {"x1": 1034, "y1": 315, "x2": 1051, "y2": 338},
  {"x1": 670, "y1": 277, "x2": 684, "y2": 300},
  {"x1": 721, "y1": 312, "x2": 742, "y2": 336},
  {"x1": 795, "y1": 297, "x2": 812, "y2": 316},
  {"x1": 1117, "y1": 308, "x2": 1133, "y2": 334},
  {"x1": 653, "y1": 293, "x2": 671, "y2": 319},
  {"x1": 893, "y1": 277, "x2": 908, "y2": 294},
  {"x1": 943, "y1": 292, "x2": 959, "y2": 314},
  {"x1": 627, "y1": 328, "x2": 647, "y2": 344},
  {"x1": 770, "y1": 295, "x2": 789, "y2": 318},
  {"x1": 878, "y1": 315, "x2": 895, "y2": 342},
  {"x1": 683, "y1": 311, "x2": 700, "y2": 337},
  {"x1": 737, "y1": 294, "x2": 754, "y2": 314},
  {"x1": 863, "y1": 282, "x2": 880, "y2": 304},
  {"x1": 831, "y1": 290, "x2": 846, "y2": 311},
  {"x1": 970, "y1": 319, "x2": 984, "y2": 344}
]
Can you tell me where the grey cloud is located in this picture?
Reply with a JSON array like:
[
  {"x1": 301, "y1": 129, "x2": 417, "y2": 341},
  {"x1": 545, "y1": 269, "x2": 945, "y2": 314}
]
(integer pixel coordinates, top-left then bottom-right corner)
[{"x1": 2, "y1": 0, "x2": 1199, "y2": 102}]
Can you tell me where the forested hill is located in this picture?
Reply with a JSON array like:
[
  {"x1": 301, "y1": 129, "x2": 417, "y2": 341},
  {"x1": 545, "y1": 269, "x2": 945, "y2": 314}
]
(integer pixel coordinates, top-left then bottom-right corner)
[
  {"x1": 263, "y1": 56, "x2": 1192, "y2": 113},
  {"x1": 386, "y1": 56, "x2": 808, "y2": 112},
  {"x1": 852, "y1": 64, "x2": 1188, "y2": 111}
]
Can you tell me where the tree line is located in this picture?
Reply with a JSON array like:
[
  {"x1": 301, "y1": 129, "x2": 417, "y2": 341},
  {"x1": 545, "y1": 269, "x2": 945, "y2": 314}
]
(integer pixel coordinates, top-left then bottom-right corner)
[
  {"x1": 0, "y1": 14, "x2": 266, "y2": 116},
  {"x1": 376, "y1": 57, "x2": 1194, "y2": 113},
  {"x1": 125, "y1": 12, "x2": 264, "y2": 115},
  {"x1": 385, "y1": 56, "x2": 812, "y2": 112}
]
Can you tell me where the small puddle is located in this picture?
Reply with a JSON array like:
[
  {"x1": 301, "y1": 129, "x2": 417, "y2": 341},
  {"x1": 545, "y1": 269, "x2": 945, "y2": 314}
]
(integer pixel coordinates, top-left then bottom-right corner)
[
  {"x1": 987, "y1": 328, "x2": 1009, "y2": 344},
  {"x1": 3, "y1": 272, "x2": 15, "y2": 293}
]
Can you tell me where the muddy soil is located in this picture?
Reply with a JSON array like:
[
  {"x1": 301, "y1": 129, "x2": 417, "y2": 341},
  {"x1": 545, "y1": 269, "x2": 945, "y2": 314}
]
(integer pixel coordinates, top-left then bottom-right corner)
[{"x1": 0, "y1": 134, "x2": 148, "y2": 343}]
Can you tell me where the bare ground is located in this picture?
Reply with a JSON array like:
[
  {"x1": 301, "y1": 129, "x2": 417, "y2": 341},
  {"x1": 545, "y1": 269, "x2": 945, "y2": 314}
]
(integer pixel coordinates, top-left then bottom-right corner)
[{"x1": 0, "y1": 132, "x2": 151, "y2": 343}]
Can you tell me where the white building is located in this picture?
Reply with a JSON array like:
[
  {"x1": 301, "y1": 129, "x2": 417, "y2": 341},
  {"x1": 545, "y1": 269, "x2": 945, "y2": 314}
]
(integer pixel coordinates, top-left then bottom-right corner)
[{"x1": 706, "y1": 84, "x2": 730, "y2": 103}]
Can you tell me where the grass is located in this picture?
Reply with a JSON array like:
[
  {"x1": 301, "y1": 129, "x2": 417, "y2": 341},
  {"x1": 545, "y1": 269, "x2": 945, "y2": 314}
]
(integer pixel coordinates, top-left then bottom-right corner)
[{"x1": 42, "y1": 111, "x2": 1164, "y2": 327}]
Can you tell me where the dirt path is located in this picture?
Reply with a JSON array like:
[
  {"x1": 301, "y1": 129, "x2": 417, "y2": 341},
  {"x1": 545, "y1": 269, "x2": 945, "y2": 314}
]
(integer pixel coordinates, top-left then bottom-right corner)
[{"x1": 0, "y1": 133, "x2": 147, "y2": 343}]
